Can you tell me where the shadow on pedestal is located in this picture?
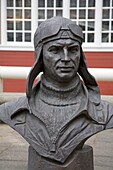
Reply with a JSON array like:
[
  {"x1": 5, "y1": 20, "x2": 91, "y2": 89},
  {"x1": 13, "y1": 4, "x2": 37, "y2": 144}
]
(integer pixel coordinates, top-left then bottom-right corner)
[{"x1": 28, "y1": 145, "x2": 94, "y2": 170}]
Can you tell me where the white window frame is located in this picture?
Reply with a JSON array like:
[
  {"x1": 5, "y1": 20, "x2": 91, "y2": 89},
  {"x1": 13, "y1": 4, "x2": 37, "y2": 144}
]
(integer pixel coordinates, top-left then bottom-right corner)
[
  {"x1": 1, "y1": 0, "x2": 35, "y2": 51},
  {"x1": 84, "y1": 0, "x2": 113, "y2": 52},
  {"x1": 0, "y1": 0, "x2": 113, "y2": 51},
  {"x1": 37, "y1": 0, "x2": 64, "y2": 25}
]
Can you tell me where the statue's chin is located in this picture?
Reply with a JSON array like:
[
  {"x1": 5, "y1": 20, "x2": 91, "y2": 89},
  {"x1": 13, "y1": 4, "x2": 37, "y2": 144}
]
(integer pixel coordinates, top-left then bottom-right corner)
[
  {"x1": 53, "y1": 75, "x2": 77, "y2": 86},
  {"x1": 53, "y1": 67, "x2": 78, "y2": 81},
  {"x1": 44, "y1": 70, "x2": 77, "y2": 85}
]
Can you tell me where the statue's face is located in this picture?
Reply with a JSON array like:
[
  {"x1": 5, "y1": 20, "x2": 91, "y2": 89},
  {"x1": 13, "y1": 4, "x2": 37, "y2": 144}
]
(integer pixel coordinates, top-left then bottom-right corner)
[{"x1": 43, "y1": 39, "x2": 80, "y2": 83}]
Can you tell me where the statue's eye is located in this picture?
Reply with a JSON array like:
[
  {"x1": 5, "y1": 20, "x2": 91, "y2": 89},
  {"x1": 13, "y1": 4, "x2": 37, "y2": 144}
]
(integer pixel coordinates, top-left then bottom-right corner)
[
  {"x1": 69, "y1": 46, "x2": 79, "y2": 53},
  {"x1": 48, "y1": 46, "x2": 61, "y2": 54}
]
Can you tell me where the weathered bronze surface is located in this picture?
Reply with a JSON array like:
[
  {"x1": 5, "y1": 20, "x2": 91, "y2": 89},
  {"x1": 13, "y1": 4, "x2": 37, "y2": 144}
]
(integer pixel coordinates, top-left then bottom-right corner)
[
  {"x1": 28, "y1": 145, "x2": 94, "y2": 170},
  {"x1": 0, "y1": 17, "x2": 113, "y2": 169}
]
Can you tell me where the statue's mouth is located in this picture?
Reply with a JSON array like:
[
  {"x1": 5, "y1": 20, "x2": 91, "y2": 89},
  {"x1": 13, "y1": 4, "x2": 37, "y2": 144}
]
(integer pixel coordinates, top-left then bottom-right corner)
[{"x1": 56, "y1": 66, "x2": 74, "y2": 72}]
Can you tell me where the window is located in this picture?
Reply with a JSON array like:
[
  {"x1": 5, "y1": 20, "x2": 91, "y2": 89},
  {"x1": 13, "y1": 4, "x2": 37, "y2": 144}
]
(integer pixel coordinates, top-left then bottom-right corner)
[
  {"x1": 69, "y1": 0, "x2": 96, "y2": 43},
  {"x1": 102, "y1": 0, "x2": 113, "y2": 43},
  {"x1": 6, "y1": 0, "x2": 31, "y2": 43},
  {"x1": 38, "y1": 0, "x2": 63, "y2": 26},
  {"x1": 0, "y1": 0, "x2": 113, "y2": 51}
]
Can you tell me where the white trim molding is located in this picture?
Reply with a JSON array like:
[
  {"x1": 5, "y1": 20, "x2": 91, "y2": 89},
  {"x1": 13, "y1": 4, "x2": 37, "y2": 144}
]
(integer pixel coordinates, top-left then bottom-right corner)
[{"x1": 0, "y1": 66, "x2": 113, "y2": 81}]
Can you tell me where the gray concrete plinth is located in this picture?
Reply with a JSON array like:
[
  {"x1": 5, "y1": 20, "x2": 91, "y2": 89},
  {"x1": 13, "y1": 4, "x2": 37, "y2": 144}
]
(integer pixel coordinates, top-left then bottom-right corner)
[{"x1": 28, "y1": 145, "x2": 94, "y2": 170}]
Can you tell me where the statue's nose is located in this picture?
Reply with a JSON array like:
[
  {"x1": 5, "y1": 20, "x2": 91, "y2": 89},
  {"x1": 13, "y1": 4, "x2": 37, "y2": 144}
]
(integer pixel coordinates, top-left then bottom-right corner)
[{"x1": 61, "y1": 47, "x2": 70, "y2": 62}]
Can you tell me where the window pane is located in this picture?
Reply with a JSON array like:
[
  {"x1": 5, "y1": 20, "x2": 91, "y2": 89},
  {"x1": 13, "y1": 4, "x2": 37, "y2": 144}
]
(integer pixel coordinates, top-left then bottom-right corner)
[
  {"x1": 47, "y1": 0, "x2": 54, "y2": 7},
  {"x1": 102, "y1": 33, "x2": 109, "y2": 42},
  {"x1": 25, "y1": 33, "x2": 31, "y2": 42},
  {"x1": 16, "y1": 9, "x2": 22, "y2": 19},
  {"x1": 111, "y1": 33, "x2": 113, "y2": 42},
  {"x1": 7, "y1": 0, "x2": 13, "y2": 7},
  {"x1": 83, "y1": 33, "x2": 85, "y2": 42},
  {"x1": 79, "y1": 10, "x2": 86, "y2": 19},
  {"x1": 102, "y1": 21, "x2": 109, "y2": 31},
  {"x1": 16, "y1": 0, "x2": 22, "y2": 7},
  {"x1": 25, "y1": 10, "x2": 31, "y2": 19},
  {"x1": 7, "y1": 21, "x2": 14, "y2": 30},
  {"x1": 7, "y1": 32, "x2": 14, "y2": 41},
  {"x1": 56, "y1": 0, "x2": 63, "y2": 7},
  {"x1": 88, "y1": 33, "x2": 94, "y2": 42},
  {"x1": 102, "y1": 9, "x2": 110, "y2": 19},
  {"x1": 25, "y1": 0, "x2": 31, "y2": 7},
  {"x1": 16, "y1": 33, "x2": 22, "y2": 42},
  {"x1": 112, "y1": 9, "x2": 113, "y2": 19},
  {"x1": 103, "y1": 0, "x2": 110, "y2": 7},
  {"x1": 79, "y1": 0, "x2": 86, "y2": 7},
  {"x1": 56, "y1": 10, "x2": 62, "y2": 16},
  {"x1": 79, "y1": 21, "x2": 85, "y2": 31},
  {"x1": 25, "y1": 21, "x2": 31, "y2": 30},
  {"x1": 7, "y1": 9, "x2": 13, "y2": 19},
  {"x1": 47, "y1": 10, "x2": 54, "y2": 19},
  {"x1": 70, "y1": 10, "x2": 77, "y2": 19},
  {"x1": 112, "y1": 21, "x2": 113, "y2": 30},
  {"x1": 88, "y1": 21, "x2": 95, "y2": 31},
  {"x1": 88, "y1": 0, "x2": 95, "y2": 7},
  {"x1": 88, "y1": 9, "x2": 95, "y2": 19},
  {"x1": 38, "y1": 0, "x2": 45, "y2": 7},
  {"x1": 16, "y1": 21, "x2": 22, "y2": 30},
  {"x1": 38, "y1": 10, "x2": 45, "y2": 19},
  {"x1": 70, "y1": 0, "x2": 77, "y2": 7}
]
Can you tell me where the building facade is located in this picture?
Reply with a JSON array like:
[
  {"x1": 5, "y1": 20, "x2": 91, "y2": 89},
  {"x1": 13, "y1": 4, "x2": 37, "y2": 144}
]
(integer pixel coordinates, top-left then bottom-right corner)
[{"x1": 0, "y1": 0, "x2": 113, "y2": 94}]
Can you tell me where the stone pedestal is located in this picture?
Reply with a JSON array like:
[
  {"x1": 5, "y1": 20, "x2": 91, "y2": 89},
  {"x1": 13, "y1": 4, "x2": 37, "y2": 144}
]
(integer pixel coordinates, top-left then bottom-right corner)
[{"x1": 28, "y1": 145, "x2": 94, "y2": 170}]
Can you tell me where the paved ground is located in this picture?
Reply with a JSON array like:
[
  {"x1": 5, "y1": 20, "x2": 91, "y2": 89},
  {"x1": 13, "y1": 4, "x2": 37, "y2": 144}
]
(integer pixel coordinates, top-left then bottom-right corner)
[
  {"x1": 86, "y1": 130, "x2": 113, "y2": 170},
  {"x1": 0, "y1": 123, "x2": 113, "y2": 170},
  {"x1": 0, "y1": 123, "x2": 29, "y2": 170}
]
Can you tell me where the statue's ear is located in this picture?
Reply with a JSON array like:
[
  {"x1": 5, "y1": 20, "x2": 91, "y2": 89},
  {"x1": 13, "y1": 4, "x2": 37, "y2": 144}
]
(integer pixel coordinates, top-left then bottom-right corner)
[{"x1": 26, "y1": 46, "x2": 43, "y2": 99}]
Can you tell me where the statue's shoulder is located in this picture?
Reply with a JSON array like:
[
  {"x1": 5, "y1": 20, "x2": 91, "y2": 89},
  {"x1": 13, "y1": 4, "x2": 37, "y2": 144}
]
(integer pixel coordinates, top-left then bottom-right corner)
[
  {"x1": 4, "y1": 96, "x2": 29, "y2": 117},
  {"x1": 88, "y1": 99, "x2": 113, "y2": 125}
]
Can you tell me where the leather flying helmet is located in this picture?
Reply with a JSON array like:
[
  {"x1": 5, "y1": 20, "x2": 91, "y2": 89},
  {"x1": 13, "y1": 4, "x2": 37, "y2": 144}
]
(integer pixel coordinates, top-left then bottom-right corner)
[{"x1": 26, "y1": 16, "x2": 100, "y2": 105}]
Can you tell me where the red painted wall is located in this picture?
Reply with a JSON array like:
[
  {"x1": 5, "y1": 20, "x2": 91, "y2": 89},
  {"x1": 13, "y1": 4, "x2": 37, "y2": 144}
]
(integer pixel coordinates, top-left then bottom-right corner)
[
  {"x1": 0, "y1": 51, "x2": 34, "y2": 66},
  {"x1": 0, "y1": 51, "x2": 34, "y2": 93},
  {"x1": 84, "y1": 52, "x2": 113, "y2": 95},
  {"x1": 84, "y1": 52, "x2": 113, "y2": 68},
  {"x1": 0, "y1": 51, "x2": 113, "y2": 95}
]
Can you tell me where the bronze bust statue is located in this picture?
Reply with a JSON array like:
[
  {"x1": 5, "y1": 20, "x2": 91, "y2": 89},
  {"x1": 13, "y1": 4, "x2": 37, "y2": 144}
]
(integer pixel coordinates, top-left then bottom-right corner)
[{"x1": 0, "y1": 17, "x2": 113, "y2": 170}]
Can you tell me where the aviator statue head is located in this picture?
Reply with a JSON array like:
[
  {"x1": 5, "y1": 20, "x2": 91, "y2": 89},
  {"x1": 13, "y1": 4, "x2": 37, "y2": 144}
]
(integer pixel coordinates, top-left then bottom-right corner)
[{"x1": 26, "y1": 16, "x2": 98, "y2": 99}]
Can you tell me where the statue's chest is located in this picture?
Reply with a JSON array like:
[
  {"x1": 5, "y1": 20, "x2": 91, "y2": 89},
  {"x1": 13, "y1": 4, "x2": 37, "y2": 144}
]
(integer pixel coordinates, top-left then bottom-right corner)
[{"x1": 36, "y1": 102, "x2": 79, "y2": 138}]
